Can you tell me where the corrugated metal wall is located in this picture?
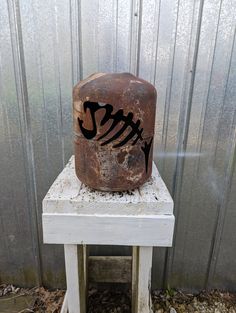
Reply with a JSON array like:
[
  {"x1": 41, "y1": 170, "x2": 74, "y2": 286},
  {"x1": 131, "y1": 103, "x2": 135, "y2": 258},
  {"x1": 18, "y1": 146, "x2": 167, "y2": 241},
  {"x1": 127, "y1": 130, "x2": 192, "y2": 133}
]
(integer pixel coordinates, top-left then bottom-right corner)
[{"x1": 0, "y1": 0, "x2": 235, "y2": 291}]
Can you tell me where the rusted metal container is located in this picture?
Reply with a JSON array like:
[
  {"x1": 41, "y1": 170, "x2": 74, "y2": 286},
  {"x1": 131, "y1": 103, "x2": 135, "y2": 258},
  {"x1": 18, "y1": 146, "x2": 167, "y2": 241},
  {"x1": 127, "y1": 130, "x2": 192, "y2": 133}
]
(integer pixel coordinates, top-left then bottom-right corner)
[{"x1": 73, "y1": 72, "x2": 156, "y2": 191}]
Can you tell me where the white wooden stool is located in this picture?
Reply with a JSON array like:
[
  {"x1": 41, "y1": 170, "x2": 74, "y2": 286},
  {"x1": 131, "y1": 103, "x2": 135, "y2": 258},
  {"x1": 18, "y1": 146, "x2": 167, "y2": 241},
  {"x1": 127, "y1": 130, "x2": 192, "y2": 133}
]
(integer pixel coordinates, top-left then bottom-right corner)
[{"x1": 42, "y1": 156, "x2": 174, "y2": 313}]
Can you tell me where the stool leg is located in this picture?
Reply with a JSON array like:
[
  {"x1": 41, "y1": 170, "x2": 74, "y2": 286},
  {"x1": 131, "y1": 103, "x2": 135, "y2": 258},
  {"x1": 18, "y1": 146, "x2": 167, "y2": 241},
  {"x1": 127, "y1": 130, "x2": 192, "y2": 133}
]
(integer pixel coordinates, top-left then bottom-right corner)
[
  {"x1": 64, "y1": 244, "x2": 81, "y2": 313},
  {"x1": 78, "y1": 245, "x2": 88, "y2": 313},
  {"x1": 132, "y1": 246, "x2": 153, "y2": 313}
]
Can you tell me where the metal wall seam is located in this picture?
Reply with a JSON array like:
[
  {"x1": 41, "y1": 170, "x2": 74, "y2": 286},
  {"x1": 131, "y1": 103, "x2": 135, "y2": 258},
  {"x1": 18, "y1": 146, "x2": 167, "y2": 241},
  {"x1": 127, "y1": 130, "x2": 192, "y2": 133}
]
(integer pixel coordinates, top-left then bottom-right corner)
[
  {"x1": 159, "y1": 0, "x2": 179, "y2": 173},
  {"x1": 129, "y1": 0, "x2": 142, "y2": 75},
  {"x1": 151, "y1": 0, "x2": 161, "y2": 85},
  {"x1": 195, "y1": 0, "x2": 223, "y2": 175},
  {"x1": 70, "y1": 0, "x2": 83, "y2": 84},
  {"x1": 30, "y1": 0, "x2": 50, "y2": 167},
  {"x1": 51, "y1": 0, "x2": 65, "y2": 167}
]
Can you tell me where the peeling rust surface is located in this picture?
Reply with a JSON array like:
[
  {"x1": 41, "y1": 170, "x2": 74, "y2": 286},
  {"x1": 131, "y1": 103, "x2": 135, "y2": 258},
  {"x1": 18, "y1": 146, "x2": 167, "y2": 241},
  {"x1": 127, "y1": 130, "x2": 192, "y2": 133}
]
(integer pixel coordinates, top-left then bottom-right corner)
[{"x1": 73, "y1": 72, "x2": 156, "y2": 191}]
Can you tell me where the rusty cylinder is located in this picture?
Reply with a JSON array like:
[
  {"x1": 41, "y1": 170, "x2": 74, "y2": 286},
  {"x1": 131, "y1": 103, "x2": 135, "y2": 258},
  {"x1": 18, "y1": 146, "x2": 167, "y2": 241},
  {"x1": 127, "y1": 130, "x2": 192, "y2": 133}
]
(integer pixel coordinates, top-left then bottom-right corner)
[{"x1": 73, "y1": 72, "x2": 157, "y2": 191}]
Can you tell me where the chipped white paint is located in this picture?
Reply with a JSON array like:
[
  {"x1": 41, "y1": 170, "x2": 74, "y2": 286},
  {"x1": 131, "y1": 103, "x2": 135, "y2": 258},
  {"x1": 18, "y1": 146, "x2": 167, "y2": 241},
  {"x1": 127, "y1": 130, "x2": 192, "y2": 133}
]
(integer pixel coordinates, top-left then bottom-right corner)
[
  {"x1": 43, "y1": 156, "x2": 174, "y2": 216},
  {"x1": 42, "y1": 156, "x2": 174, "y2": 313}
]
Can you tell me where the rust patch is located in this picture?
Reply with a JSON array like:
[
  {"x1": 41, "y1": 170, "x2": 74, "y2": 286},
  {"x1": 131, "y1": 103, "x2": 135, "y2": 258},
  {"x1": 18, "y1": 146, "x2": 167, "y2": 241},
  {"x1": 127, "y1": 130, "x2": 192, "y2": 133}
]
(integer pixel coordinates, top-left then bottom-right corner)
[{"x1": 117, "y1": 150, "x2": 127, "y2": 164}]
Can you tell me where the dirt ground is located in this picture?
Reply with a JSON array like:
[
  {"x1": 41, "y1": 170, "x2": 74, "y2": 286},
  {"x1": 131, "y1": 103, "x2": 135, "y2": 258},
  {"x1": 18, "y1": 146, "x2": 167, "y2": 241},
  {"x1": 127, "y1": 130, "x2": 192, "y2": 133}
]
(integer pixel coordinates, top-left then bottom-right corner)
[{"x1": 0, "y1": 284, "x2": 236, "y2": 313}]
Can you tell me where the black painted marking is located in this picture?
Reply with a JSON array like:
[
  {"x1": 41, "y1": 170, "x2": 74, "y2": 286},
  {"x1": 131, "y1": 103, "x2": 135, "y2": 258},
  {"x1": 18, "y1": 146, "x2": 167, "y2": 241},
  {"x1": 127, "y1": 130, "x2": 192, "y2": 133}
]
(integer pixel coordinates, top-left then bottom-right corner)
[
  {"x1": 141, "y1": 137, "x2": 153, "y2": 173},
  {"x1": 77, "y1": 101, "x2": 99, "y2": 139},
  {"x1": 78, "y1": 101, "x2": 153, "y2": 173},
  {"x1": 78, "y1": 102, "x2": 143, "y2": 146}
]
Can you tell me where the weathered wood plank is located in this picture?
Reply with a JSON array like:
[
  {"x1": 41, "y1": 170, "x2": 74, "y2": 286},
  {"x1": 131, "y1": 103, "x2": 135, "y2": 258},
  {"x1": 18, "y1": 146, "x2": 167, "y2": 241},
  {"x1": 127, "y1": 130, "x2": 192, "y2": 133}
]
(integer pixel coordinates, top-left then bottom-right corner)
[{"x1": 88, "y1": 256, "x2": 132, "y2": 283}]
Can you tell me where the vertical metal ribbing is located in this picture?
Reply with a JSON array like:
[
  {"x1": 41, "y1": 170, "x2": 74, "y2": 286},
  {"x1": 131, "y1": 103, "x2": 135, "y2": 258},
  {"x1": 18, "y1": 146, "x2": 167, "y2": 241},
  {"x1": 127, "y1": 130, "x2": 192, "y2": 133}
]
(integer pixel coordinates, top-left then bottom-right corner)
[
  {"x1": 205, "y1": 28, "x2": 236, "y2": 289},
  {"x1": 129, "y1": 0, "x2": 143, "y2": 76},
  {"x1": 196, "y1": 0, "x2": 223, "y2": 176},
  {"x1": 52, "y1": 0, "x2": 65, "y2": 167},
  {"x1": 151, "y1": 0, "x2": 161, "y2": 85},
  {"x1": 6, "y1": 0, "x2": 42, "y2": 285},
  {"x1": 161, "y1": 0, "x2": 183, "y2": 287},
  {"x1": 160, "y1": 0, "x2": 180, "y2": 173},
  {"x1": 163, "y1": 0, "x2": 205, "y2": 288},
  {"x1": 96, "y1": 0, "x2": 100, "y2": 72},
  {"x1": 70, "y1": 0, "x2": 83, "y2": 85},
  {"x1": 206, "y1": 113, "x2": 236, "y2": 288},
  {"x1": 31, "y1": 1, "x2": 50, "y2": 169}
]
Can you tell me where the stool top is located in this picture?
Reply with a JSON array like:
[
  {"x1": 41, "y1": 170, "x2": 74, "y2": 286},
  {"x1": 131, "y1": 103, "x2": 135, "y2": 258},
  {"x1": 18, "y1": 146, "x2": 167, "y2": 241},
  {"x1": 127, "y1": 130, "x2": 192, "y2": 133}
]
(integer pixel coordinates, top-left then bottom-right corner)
[{"x1": 43, "y1": 156, "x2": 173, "y2": 216}]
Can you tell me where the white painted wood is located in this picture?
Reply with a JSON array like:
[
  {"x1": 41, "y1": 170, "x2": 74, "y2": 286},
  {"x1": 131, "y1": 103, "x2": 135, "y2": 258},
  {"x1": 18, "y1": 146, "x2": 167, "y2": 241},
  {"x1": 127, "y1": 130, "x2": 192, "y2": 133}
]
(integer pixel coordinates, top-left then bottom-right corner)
[
  {"x1": 43, "y1": 213, "x2": 174, "y2": 246},
  {"x1": 64, "y1": 245, "x2": 80, "y2": 313},
  {"x1": 136, "y1": 247, "x2": 153, "y2": 313},
  {"x1": 60, "y1": 291, "x2": 68, "y2": 313},
  {"x1": 43, "y1": 156, "x2": 173, "y2": 216}
]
